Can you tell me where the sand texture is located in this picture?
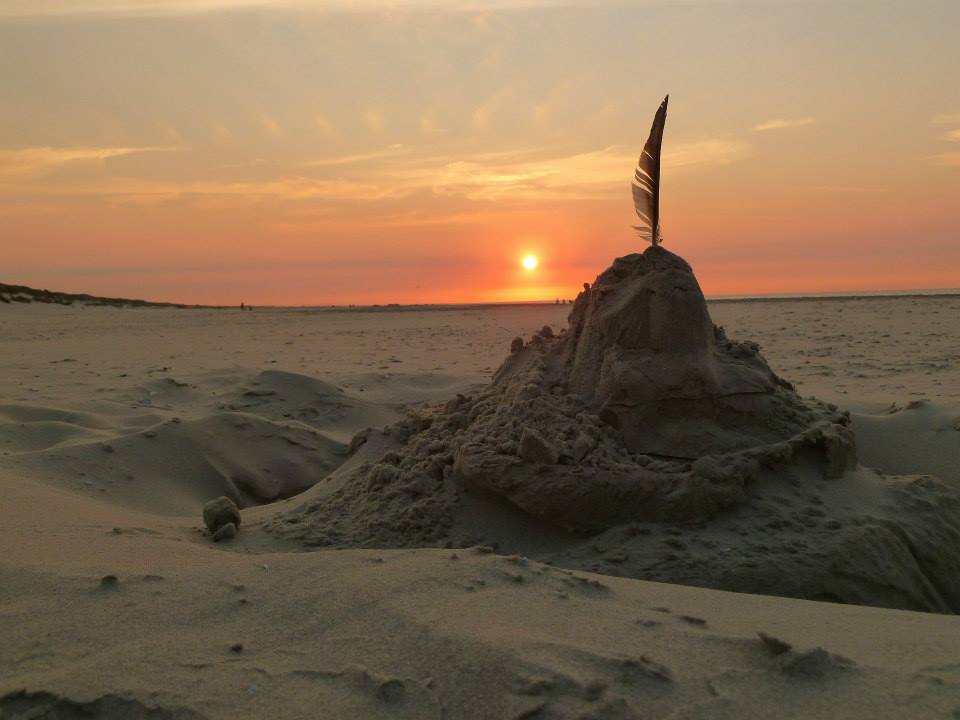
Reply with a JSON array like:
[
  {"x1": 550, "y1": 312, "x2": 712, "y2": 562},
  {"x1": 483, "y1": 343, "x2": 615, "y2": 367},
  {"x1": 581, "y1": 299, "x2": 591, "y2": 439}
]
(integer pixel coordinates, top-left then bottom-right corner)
[{"x1": 2, "y1": 273, "x2": 960, "y2": 718}]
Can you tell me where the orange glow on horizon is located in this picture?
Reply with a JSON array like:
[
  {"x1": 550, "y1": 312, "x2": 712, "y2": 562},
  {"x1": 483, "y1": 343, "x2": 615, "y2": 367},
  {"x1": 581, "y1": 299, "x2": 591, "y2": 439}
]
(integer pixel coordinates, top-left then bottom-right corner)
[{"x1": 1, "y1": 3, "x2": 957, "y2": 305}]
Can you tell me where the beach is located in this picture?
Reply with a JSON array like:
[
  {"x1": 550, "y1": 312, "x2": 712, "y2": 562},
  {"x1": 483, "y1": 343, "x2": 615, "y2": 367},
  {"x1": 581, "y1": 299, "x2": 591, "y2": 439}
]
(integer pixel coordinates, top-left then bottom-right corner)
[
  {"x1": 5, "y1": 0, "x2": 960, "y2": 715},
  {"x1": 1, "y1": 295, "x2": 959, "y2": 719}
]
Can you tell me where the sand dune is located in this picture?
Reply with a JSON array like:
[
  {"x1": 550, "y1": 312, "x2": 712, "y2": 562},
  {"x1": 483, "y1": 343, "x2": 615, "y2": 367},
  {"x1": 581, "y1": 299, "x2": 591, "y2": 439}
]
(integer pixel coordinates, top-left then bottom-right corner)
[
  {"x1": 224, "y1": 369, "x2": 403, "y2": 443},
  {"x1": 11, "y1": 410, "x2": 348, "y2": 513},
  {"x1": 0, "y1": 372, "x2": 386, "y2": 514}
]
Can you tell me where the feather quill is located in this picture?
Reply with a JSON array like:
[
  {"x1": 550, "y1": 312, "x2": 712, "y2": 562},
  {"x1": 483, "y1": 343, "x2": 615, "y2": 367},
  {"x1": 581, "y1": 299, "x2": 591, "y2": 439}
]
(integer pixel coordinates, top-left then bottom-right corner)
[{"x1": 632, "y1": 94, "x2": 669, "y2": 245}]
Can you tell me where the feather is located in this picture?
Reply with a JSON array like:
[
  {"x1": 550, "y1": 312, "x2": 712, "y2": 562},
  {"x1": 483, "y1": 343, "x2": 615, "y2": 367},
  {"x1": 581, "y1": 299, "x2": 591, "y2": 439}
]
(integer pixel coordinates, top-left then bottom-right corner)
[{"x1": 632, "y1": 94, "x2": 669, "y2": 245}]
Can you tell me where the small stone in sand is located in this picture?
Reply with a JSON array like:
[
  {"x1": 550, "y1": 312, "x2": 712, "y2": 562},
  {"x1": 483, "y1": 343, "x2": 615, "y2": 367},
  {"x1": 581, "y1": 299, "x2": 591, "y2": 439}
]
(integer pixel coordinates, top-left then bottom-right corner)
[
  {"x1": 203, "y1": 496, "x2": 241, "y2": 533},
  {"x1": 212, "y1": 522, "x2": 237, "y2": 542},
  {"x1": 100, "y1": 575, "x2": 119, "y2": 589},
  {"x1": 229, "y1": 643, "x2": 244, "y2": 653}
]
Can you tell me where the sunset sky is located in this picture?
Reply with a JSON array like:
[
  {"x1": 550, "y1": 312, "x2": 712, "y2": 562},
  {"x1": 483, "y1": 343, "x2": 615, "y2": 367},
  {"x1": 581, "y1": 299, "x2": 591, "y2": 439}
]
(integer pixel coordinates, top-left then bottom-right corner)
[{"x1": 1, "y1": 0, "x2": 958, "y2": 305}]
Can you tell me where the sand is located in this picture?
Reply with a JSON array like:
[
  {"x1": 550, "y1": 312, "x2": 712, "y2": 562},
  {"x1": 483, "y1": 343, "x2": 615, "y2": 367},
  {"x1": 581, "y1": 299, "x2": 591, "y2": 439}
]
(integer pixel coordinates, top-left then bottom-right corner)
[{"x1": 2, "y1": 291, "x2": 960, "y2": 718}]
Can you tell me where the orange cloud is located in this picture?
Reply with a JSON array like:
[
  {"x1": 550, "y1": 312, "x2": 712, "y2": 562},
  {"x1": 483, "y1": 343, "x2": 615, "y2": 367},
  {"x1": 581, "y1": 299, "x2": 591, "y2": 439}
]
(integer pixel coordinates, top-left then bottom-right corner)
[
  {"x1": 930, "y1": 152, "x2": 960, "y2": 166},
  {"x1": 752, "y1": 117, "x2": 816, "y2": 131},
  {"x1": 0, "y1": 146, "x2": 180, "y2": 179}
]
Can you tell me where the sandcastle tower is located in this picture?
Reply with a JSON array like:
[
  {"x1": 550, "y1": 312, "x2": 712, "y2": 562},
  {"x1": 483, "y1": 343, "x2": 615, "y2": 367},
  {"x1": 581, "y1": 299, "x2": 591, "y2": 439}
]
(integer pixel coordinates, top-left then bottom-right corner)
[{"x1": 452, "y1": 245, "x2": 856, "y2": 531}]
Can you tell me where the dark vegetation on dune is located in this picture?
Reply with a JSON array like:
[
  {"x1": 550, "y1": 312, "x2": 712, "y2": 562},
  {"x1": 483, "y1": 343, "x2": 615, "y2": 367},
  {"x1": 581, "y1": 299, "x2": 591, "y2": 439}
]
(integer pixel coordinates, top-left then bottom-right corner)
[{"x1": 0, "y1": 282, "x2": 216, "y2": 309}]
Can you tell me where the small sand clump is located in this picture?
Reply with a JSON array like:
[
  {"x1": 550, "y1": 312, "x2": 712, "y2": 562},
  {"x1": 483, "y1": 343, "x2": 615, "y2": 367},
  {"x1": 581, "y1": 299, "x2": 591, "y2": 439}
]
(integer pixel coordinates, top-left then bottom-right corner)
[{"x1": 203, "y1": 496, "x2": 241, "y2": 533}]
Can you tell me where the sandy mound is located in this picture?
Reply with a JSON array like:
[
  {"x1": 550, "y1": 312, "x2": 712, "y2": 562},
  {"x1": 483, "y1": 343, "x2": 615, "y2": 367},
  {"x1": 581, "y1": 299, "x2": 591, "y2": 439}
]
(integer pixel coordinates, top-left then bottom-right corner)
[
  {"x1": 9, "y1": 410, "x2": 348, "y2": 514},
  {"x1": 560, "y1": 247, "x2": 821, "y2": 458},
  {"x1": 264, "y1": 247, "x2": 960, "y2": 613},
  {"x1": 220, "y1": 369, "x2": 402, "y2": 443},
  {"x1": 452, "y1": 247, "x2": 855, "y2": 531},
  {"x1": 0, "y1": 368, "x2": 407, "y2": 515}
]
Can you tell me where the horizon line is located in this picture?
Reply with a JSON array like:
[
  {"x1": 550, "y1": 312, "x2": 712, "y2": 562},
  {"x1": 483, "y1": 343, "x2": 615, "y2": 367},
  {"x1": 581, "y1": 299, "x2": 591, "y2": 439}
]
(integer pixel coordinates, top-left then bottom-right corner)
[{"x1": 4, "y1": 280, "x2": 960, "y2": 311}]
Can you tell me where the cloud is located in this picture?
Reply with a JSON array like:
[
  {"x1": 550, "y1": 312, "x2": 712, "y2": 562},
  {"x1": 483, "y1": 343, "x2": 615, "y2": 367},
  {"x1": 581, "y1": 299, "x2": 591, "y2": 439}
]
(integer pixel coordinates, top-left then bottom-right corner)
[
  {"x1": 813, "y1": 186, "x2": 888, "y2": 194},
  {"x1": 0, "y1": 145, "x2": 401, "y2": 202},
  {"x1": 0, "y1": 176, "x2": 409, "y2": 210},
  {"x1": 0, "y1": 0, "x2": 267, "y2": 17},
  {"x1": 363, "y1": 110, "x2": 385, "y2": 134},
  {"x1": 260, "y1": 115, "x2": 283, "y2": 137},
  {"x1": 0, "y1": 146, "x2": 180, "y2": 179},
  {"x1": 211, "y1": 124, "x2": 235, "y2": 145},
  {"x1": 929, "y1": 152, "x2": 960, "y2": 167},
  {"x1": 418, "y1": 110, "x2": 448, "y2": 135},
  {"x1": 299, "y1": 144, "x2": 408, "y2": 168},
  {"x1": 931, "y1": 112, "x2": 960, "y2": 125},
  {"x1": 751, "y1": 117, "x2": 816, "y2": 132},
  {"x1": 942, "y1": 128, "x2": 960, "y2": 142},
  {"x1": 12, "y1": 175, "x2": 405, "y2": 205},
  {"x1": 384, "y1": 140, "x2": 750, "y2": 201},
  {"x1": 314, "y1": 113, "x2": 337, "y2": 136},
  {"x1": 663, "y1": 139, "x2": 750, "y2": 168},
  {"x1": 471, "y1": 107, "x2": 491, "y2": 132},
  {"x1": 2, "y1": 138, "x2": 750, "y2": 207},
  {"x1": 0, "y1": 0, "x2": 573, "y2": 18}
]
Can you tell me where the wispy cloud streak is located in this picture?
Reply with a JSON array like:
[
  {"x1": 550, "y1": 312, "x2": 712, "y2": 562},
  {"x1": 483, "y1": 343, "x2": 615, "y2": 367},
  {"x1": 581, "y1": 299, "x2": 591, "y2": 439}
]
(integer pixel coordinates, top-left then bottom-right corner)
[
  {"x1": 0, "y1": 0, "x2": 572, "y2": 19},
  {"x1": 931, "y1": 112, "x2": 960, "y2": 125},
  {"x1": 299, "y1": 144, "x2": 409, "y2": 168},
  {"x1": 929, "y1": 152, "x2": 960, "y2": 167},
  {"x1": 362, "y1": 140, "x2": 750, "y2": 201},
  {"x1": 751, "y1": 117, "x2": 816, "y2": 132},
  {"x1": 2, "y1": 139, "x2": 750, "y2": 206},
  {"x1": 0, "y1": 146, "x2": 180, "y2": 178}
]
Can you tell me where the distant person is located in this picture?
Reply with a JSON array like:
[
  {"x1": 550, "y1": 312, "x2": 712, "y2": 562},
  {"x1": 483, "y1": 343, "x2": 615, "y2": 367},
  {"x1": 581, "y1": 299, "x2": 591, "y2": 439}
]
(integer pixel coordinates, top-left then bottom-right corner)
[{"x1": 241, "y1": 302, "x2": 245, "y2": 310}]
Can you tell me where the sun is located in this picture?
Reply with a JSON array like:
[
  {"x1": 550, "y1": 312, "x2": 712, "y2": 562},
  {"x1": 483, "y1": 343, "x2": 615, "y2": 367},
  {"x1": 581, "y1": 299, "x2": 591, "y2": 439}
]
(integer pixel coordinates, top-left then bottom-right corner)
[{"x1": 521, "y1": 254, "x2": 539, "y2": 271}]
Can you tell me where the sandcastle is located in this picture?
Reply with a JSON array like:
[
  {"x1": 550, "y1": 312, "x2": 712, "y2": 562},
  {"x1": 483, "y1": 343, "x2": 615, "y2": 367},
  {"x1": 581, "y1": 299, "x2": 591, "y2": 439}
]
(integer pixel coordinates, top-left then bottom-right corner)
[
  {"x1": 450, "y1": 244, "x2": 855, "y2": 531},
  {"x1": 263, "y1": 241, "x2": 960, "y2": 612},
  {"x1": 265, "y1": 96, "x2": 960, "y2": 612}
]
